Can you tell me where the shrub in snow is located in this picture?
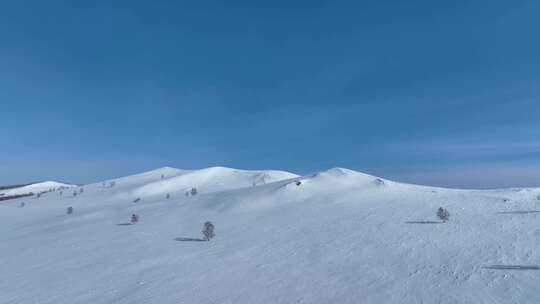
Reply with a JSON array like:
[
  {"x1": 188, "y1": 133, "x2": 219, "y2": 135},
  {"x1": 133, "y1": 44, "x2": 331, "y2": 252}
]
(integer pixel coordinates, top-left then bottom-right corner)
[
  {"x1": 19, "y1": 202, "x2": 25, "y2": 208},
  {"x1": 133, "y1": 198, "x2": 141, "y2": 203},
  {"x1": 295, "y1": 181, "x2": 302, "y2": 186},
  {"x1": 109, "y1": 181, "x2": 116, "y2": 188},
  {"x1": 66, "y1": 206, "x2": 73, "y2": 215},
  {"x1": 185, "y1": 191, "x2": 189, "y2": 197},
  {"x1": 161, "y1": 174, "x2": 164, "y2": 179},
  {"x1": 131, "y1": 214, "x2": 139, "y2": 224},
  {"x1": 73, "y1": 191, "x2": 77, "y2": 197},
  {"x1": 190, "y1": 188, "x2": 198, "y2": 196},
  {"x1": 166, "y1": 193, "x2": 170, "y2": 199},
  {"x1": 202, "y1": 221, "x2": 215, "y2": 241},
  {"x1": 36, "y1": 193, "x2": 41, "y2": 198},
  {"x1": 79, "y1": 188, "x2": 84, "y2": 193},
  {"x1": 437, "y1": 207, "x2": 450, "y2": 222},
  {"x1": 59, "y1": 191, "x2": 63, "y2": 196}
]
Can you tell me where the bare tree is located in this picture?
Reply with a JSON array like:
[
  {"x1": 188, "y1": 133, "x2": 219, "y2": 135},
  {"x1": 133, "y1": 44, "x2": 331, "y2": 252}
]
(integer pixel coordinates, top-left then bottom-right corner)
[
  {"x1": 131, "y1": 214, "x2": 139, "y2": 224},
  {"x1": 437, "y1": 207, "x2": 450, "y2": 222},
  {"x1": 190, "y1": 188, "x2": 198, "y2": 196},
  {"x1": 66, "y1": 206, "x2": 73, "y2": 215},
  {"x1": 202, "y1": 221, "x2": 215, "y2": 241}
]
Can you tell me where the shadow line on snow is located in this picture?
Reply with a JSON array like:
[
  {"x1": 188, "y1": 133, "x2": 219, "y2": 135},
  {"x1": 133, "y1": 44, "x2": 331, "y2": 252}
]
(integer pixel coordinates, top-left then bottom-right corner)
[
  {"x1": 174, "y1": 237, "x2": 206, "y2": 242},
  {"x1": 497, "y1": 211, "x2": 540, "y2": 214},
  {"x1": 117, "y1": 223, "x2": 133, "y2": 226},
  {"x1": 483, "y1": 265, "x2": 540, "y2": 270},
  {"x1": 405, "y1": 221, "x2": 442, "y2": 224}
]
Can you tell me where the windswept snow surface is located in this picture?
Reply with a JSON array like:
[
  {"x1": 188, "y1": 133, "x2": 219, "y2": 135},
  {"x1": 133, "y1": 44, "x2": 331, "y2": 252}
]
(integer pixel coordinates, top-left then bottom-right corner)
[
  {"x1": 2, "y1": 166, "x2": 540, "y2": 303},
  {"x1": 1, "y1": 181, "x2": 75, "y2": 196}
]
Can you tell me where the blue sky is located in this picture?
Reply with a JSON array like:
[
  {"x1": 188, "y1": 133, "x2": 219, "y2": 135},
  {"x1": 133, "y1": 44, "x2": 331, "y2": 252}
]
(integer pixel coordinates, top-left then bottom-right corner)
[{"x1": 1, "y1": 0, "x2": 540, "y2": 188}]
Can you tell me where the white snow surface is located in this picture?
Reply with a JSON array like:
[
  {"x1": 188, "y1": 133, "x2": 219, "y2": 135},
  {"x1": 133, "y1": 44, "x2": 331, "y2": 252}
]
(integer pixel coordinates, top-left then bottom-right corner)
[
  {"x1": 1, "y1": 181, "x2": 75, "y2": 196},
  {"x1": 2, "y1": 166, "x2": 540, "y2": 304}
]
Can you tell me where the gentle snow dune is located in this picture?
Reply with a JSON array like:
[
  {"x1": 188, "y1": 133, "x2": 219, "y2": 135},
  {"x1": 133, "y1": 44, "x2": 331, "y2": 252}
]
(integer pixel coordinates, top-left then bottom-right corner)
[
  {"x1": 1, "y1": 181, "x2": 75, "y2": 196},
  {"x1": 2, "y1": 166, "x2": 540, "y2": 304}
]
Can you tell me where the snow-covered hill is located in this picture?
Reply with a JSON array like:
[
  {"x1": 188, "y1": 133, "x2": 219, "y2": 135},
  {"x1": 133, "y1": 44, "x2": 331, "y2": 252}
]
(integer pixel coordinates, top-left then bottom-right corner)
[
  {"x1": 0, "y1": 181, "x2": 75, "y2": 196},
  {"x1": 2, "y1": 166, "x2": 540, "y2": 303}
]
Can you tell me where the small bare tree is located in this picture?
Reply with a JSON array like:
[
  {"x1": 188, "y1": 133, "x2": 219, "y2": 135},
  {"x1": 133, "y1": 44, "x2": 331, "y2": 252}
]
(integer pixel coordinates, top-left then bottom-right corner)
[
  {"x1": 66, "y1": 206, "x2": 73, "y2": 215},
  {"x1": 202, "y1": 221, "x2": 215, "y2": 241},
  {"x1": 437, "y1": 207, "x2": 450, "y2": 222}
]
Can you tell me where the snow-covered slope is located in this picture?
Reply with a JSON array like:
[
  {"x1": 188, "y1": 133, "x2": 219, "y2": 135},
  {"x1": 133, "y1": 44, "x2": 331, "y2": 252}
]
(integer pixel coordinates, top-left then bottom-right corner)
[
  {"x1": 2, "y1": 167, "x2": 540, "y2": 304},
  {"x1": 1, "y1": 181, "x2": 75, "y2": 196},
  {"x1": 133, "y1": 166, "x2": 299, "y2": 197}
]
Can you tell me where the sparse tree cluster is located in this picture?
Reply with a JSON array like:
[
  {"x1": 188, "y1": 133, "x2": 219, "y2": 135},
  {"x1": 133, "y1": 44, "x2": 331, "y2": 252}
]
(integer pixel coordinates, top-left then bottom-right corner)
[
  {"x1": 437, "y1": 207, "x2": 450, "y2": 222},
  {"x1": 202, "y1": 221, "x2": 215, "y2": 241}
]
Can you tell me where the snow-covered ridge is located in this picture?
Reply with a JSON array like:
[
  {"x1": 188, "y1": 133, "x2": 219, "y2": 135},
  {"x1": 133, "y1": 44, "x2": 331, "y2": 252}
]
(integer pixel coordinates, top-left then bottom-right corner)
[
  {"x1": 0, "y1": 181, "x2": 75, "y2": 196},
  {"x1": 132, "y1": 166, "x2": 299, "y2": 197}
]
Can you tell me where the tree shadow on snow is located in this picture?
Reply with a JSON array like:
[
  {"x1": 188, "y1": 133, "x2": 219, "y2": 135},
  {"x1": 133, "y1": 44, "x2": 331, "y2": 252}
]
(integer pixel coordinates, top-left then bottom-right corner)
[
  {"x1": 405, "y1": 221, "x2": 442, "y2": 224},
  {"x1": 117, "y1": 223, "x2": 133, "y2": 226},
  {"x1": 483, "y1": 265, "x2": 540, "y2": 270},
  {"x1": 174, "y1": 237, "x2": 206, "y2": 242},
  {"x1": 497, "y1": 211, "x2": 540, "y2": 214}
]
